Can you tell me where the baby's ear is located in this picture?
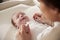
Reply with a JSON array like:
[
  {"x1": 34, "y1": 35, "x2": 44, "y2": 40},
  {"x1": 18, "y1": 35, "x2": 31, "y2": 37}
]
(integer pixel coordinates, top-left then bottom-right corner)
[{"x1": 11, "y1": 18, "x2": 17, "y2": 28}]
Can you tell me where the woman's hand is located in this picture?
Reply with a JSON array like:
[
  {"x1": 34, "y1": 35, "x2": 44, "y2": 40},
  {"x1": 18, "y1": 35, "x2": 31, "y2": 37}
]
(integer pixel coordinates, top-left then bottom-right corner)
[{"x1": 16, "y1": 24, "x2": 32, "y2": 40}]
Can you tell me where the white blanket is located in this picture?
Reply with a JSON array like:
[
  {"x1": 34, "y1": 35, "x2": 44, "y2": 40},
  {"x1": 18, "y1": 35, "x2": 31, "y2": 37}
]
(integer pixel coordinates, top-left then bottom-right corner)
[{"x1": 0, "y1": 4, "x2": 49, "y2": 40}]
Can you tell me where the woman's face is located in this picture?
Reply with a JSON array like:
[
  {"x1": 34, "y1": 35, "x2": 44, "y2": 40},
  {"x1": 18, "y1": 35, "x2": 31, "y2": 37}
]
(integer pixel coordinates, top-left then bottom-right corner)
[{"x1": 39, "y1": 1, "x2": 58, "y2": 22}]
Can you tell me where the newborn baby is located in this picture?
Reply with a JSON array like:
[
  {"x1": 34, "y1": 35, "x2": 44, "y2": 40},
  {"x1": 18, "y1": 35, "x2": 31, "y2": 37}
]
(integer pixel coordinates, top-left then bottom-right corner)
[{"x1": 11, "y1": 12, "x2": 32, "y2": 40}]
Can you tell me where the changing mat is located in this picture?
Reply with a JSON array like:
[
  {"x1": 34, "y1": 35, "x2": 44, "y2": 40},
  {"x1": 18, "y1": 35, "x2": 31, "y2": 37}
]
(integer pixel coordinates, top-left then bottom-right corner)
[{"x1": 0, "y1": 4, "x2": 49, "y2": 40}]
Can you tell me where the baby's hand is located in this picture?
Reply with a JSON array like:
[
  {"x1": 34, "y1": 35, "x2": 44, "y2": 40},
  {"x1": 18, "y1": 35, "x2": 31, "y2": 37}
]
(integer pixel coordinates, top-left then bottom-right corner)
[
  {"x1": 16, "y1": 24, "x2": 32, "y2": 40},
  {"x1": 11, "y1": 12, "x2": 29, "y2": 29}
]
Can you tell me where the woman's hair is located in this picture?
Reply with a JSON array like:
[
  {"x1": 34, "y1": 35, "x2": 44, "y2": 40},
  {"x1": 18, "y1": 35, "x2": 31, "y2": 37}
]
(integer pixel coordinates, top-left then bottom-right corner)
[{"x1": 38, "y1": 0, "x2": 60, "y2": 10}]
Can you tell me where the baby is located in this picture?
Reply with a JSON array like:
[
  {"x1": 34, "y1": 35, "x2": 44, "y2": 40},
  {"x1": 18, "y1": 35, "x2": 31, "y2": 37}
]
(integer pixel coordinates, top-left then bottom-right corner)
[{"x1": 11, "y1": 0, "x2": 60, "y2": 40}]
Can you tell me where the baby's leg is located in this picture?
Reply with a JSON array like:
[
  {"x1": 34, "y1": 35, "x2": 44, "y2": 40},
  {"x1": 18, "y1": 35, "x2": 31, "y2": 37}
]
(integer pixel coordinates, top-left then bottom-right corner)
[
  {"x1": 33, "y1": 13, "x2": 46, "y2": 24},
  {"x1": 33, "y1": 13, "x2": 52, "y2": 26},
  {"x1": 11, "y1": 12, "x2": 29, "y2": 29}
]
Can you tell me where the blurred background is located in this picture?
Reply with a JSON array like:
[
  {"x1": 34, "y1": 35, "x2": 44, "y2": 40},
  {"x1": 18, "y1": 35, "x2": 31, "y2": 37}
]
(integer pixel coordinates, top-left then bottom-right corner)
[
  {"x1": 0, "y1": 0, "x2": 24, "y2": 3},
  {"x1": 0, "y1": 0, "x2": 40, "y2": 10},
  {"x1": 0, "y1": 0, "x2": 3, "y2": 3}
]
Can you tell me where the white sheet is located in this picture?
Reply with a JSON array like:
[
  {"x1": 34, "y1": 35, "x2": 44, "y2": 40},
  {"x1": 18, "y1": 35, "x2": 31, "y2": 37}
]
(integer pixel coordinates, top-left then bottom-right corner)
[{"x1": 0, "y1": 4, "x2": 49, "y2": 40}]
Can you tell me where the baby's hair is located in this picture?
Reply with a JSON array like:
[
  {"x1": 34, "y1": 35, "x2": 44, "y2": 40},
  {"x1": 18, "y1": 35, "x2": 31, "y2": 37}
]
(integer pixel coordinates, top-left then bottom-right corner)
[{"x1": 38, "y1": 0, "x2": 60, "y2": 11}]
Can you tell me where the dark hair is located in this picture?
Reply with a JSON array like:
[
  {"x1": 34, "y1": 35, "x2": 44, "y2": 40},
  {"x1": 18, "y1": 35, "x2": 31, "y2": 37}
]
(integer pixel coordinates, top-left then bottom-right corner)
[{"x1": 38, "y1": 0, "x2": 60, "y2": 10}]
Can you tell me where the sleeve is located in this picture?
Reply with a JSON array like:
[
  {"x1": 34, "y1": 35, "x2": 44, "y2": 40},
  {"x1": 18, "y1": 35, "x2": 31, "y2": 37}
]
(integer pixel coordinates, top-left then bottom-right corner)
[{"x1": 37, "y1": 27, "x2": 52, "y2": 40}]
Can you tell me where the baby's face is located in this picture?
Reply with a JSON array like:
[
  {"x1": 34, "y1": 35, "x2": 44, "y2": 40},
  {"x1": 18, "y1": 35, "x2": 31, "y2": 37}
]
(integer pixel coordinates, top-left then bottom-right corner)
[{"x1": 39, "y1": 1, "x2": 59, "y2": 22}]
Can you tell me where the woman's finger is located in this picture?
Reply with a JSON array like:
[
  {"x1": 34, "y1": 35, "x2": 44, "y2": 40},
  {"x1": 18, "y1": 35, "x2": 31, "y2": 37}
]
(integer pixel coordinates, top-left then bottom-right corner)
[
  {"x1": 25, "y1": 24, "x2": 31, "y2": 34},
  {"x1": 18, "y1": 24, "x2": 31, "y2": 35},
  {"x1": 21, "y1": 24, "x2": 27, "y2": 33},
  {"x1": 18, "y1": 25, "x2": 22, "y2": 35},
  {"x1": 21, "y1": 24, "x2": 31, "y2": 34}
]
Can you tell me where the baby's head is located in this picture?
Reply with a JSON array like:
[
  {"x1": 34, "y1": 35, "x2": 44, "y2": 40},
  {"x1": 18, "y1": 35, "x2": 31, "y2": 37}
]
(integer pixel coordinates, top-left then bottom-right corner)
[{"x1": 38, "y1": 0, "x2": 60, "y2": 22}]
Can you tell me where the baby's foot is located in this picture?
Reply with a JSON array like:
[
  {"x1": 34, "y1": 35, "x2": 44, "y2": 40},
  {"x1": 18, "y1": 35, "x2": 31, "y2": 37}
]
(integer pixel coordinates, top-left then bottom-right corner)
[
  {"x1": 11, "y1": 12, "x2": 29, "y2": 29},
  {"x1": 33, "y1": 13, "x2": 53, "y2": 26},
  {"x1": 33, "y1": 13, "x2": 46, "y2": 24}
]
